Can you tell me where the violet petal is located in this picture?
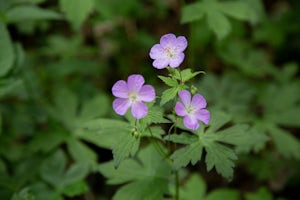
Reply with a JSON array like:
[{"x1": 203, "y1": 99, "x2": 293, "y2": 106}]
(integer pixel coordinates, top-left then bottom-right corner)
[
  {"x1": 195, "y1": 109, "x2": 210, "y2": 124},
  {"x1": 139, "y1": 85, "x2": 155, "y2": 102},
  {"x1": 112, "y1": 80, "x2": 128, "y2": 98},
  {"x1": 191, "y1": 94, "x2": 207, "y2": 109},
  {"x1": 183, "y1": 115, "x2": 199, "y2": 130},
  {"x1": 127, "y1": 74, "x2": 145, "y2": 92},
  {"x1": 178, "y1": 90, "x2": 191, "y2": 107},
  {"x1": 113, "y1": 98, "x2": 131, "y2": 115},
  {"x1": 175, "y1": 102, "x2": 187, "y2": 116},
  {"x1": 131, "y1": 101, "x2": 148, "y2": 119}
]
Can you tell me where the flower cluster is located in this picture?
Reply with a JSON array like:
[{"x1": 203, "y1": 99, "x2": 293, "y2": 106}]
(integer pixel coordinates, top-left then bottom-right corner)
[{"x1": 112, "y1": 33, "x2": 210, "y2": 130}]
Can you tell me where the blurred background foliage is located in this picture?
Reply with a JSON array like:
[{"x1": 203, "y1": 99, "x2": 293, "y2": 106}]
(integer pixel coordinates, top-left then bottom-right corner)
[{"x1": 0, "y1": 0, "x2": 300, "y2": 199}]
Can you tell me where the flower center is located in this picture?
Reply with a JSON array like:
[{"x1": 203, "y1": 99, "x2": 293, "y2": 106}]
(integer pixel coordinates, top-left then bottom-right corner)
[
  {"x1": 128, "y1": 92, "x2": 138, "y2": 103},
  {"x1": 165, "y1": 46, "x2": 175, "y2": 58},
  {"x1": 186, "y1": 105, "x2": 196, "y2": 114}
]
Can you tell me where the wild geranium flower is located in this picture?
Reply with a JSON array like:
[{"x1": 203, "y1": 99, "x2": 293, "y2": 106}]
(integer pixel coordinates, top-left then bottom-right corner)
[
  {"x1": 175, "y1": 90, "x2": 210, "y2": 130},
  {"x1": 112, "y1": 74, "x2": 155, "y2": 119},
  {"x1": 149, "y1": 33, "x2": 187, "y2": 69}
]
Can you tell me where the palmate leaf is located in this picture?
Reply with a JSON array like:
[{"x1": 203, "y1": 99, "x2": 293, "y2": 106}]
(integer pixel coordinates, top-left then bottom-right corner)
[
  {"x1": 76, "y1": 118, "x2": 132, "y2": 149},
  {"x1": 112, "y1": 133, "x2": 140, "y2": 168},
  {"x1": 175, "y1": 173, "x2": 240, "y2": 200},
  {"x1": 160, "y1": 86, "x2": 180, "y2": 106},
  {"x1": 267, "y1": 125, "x2": 300, "y2": 160},
  {"x1": 59, "y1": 0, "x2": 94, "y2": 30},
  {"x1": 204, "y1": 142, "x2": 237, "y2": 181},
  {"x1": 169, "y1": 111, "x2": 268, "y2": 180},
  {"x1": 158, "y1": 75, "x2": 178, "y2": 87},
  {"x1": 181, "y1": 0, "x2": 258, "y2": 39},
  {"x1": 99, "y1": 144, "x2": 171, "y2": 200}
]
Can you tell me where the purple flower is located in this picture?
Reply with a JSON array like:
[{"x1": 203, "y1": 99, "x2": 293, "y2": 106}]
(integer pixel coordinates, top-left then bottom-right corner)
[
  {"x1": 112, "y1": 74, "x2": 155, "y2": 119},
  {"x1": 175, "y1": 90, "x2": 210, "y2": 130},
  {"x1": 149, "y1": 33, "x2": 188, "y2": 69}
]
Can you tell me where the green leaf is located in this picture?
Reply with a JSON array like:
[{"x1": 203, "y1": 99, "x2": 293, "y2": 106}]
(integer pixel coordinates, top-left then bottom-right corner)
[
  {"x1": 59, "y1": 0, "x2": 94, "y2": 30},
  {"x1": 207, "y1": 11, "x2": 231, "y2": 40},
  {"x1": 170, "y1": 141, "x2": 203, "y2": 170},
  {"x1": 141, "y1": 106, "x2": 169, "y2": 124},
  {"x1": 112, "y1": 179, "x2": 168, "y2": 200},
  {"x1": 79, "y1": 94, "x2": 110, "y2": 119},
  {"x1": 99, "y1": 144, "x2": 171, "y2": 199},
  {"x1": 220, "y1": 1, "x2": 252, "y2": 21},
  {"x1": 206, "y1": 189, "x2": 240, "y2": 200},
  {"x1": 48, "y1": 87, "x2": 78, "y2": 130},
  {"x1": 61, "y1": 163, "x2": 89, "y2": 187},
  {"x1": 160, "y1": 86, "x2": 180, "y2": 106},
  {"x1": 6, "y1": 5, "x2": 62, "y2": 23},
  {"x1": 76, "y1": 118, "x2": 131, "y2": 149},
  {"x1": 180, "y1": 174, "x2": 206, "y2": 200},
  {"x1": 245, "y1": 187, "x2": 273, "y2": 200},
  {"x1": 40, "y1": 150, "x2": 66, "y2": 187},
  {"x1": 112, "y1": 133, "x2": 140, "y2": 168},
  {"x1": 165, "y1": 133, "x2": 198, "y2": 145},
  {"x1": 267, "y1": 125, "x2": 300, "y2": 160},
  {"x1": 11, "y1": 187, "x2": 35, "y2": 200},
  {"x1": 204, "y1": 142, "x2": 237, "y2": 181},
  {"x1": 0, "y1": 21, "x2": 15, "y2": 77},
  {"x1": 67, "y1": 138, "x2": 98, "y2": 170},
  {"x1": 158, "y1": 75, "x2": 178, "y2": 87},
  {"x1": 61, "y1": 180, "x2": 88, "y2": 197},
  {"x1": 181, "y1": 2, "x2": 205, "y2": 24},
  {"x1": 174, "y1": 68, "x2": 204, "y2": 83},
  {"x1": 215, "y1": 125, "x2": 269, "y2": 153}
]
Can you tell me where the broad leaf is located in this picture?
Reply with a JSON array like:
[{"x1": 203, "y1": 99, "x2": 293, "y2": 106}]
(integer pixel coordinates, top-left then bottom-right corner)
[
  {"x1": 0, "y1": 21, "x2": 15, "y2": 77},
  {"x1": 76, "y1": 118, "x2": 131, "y2": 149},
  {"x1": 158, "y1": 75, "x2": 178, "y2": 87},
  {"x1": 204, "y1": 141, "x2": 237, "y2": 181},
  {"x1": 59, "y1": 0, "x2": 94, "y2": 30},
  {"x1": 160, "y1": 86, "x2": 180, "y2": 106},
  {"x1": 267, "y1": 125, "x2": 300, "y2": 160},
  {"x1": 112, "y1": 133, "x2": 140, "y2": 168},
  {"x1": 206, "y1": 189, "x2": 240, "y2": 200},
  {"x1": 99, "y1": 144, "x2": 171, "y2": 199},
  {"x1": 6, "y1": 5, "x2": 62, "y2": 23},
  {"x1": 171, "y1": 141, "x2": 203, "y2": 170}
]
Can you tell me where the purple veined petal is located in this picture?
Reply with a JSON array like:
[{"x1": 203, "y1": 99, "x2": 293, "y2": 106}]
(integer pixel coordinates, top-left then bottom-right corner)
[
  {"x1": 175, "y1": 102, "x2": 187, "y2": 116},
  {"x1": 127, "y1": 74, "x2": 145, "y2": 92},
  {"x1": 169, "y1": 53, "x2": 184, "y2": 68},
  {"x1": 195, "y1": 109, "x2": 210, "y2": 124},
  {"x1": 152, "y1": 58, "x2": 169, "y2": 69},
  {"x1": 131, "y1": 101, "x2": 148, "y2": 119},
  {"x1": 183, "y1": 115, "x2": 199, "y2": 130},
  {"x1": 150, "y1": 44, "x2": 165, "y2": 59},
  {"x1": 191, "y1": 94, "x2": 207, "y2": 109},
  {"x1": 139, "y1": 85, "x2": 155, "y2": 102},
  {"x1": 112, "y1": 80, "x2": 128, "y2": 98},
  {"x1": 160, "y1": 33, "x2": 177, "y2": 48},
  {"x1": 175, "y1": 36, "x2": 188, "y2": 51},
  {"x1": 178, "y1": 90, "x2": 191, "y2": 107},
  {"x1": 113, "y1": 98, "x2": 131, "y2": 115}
]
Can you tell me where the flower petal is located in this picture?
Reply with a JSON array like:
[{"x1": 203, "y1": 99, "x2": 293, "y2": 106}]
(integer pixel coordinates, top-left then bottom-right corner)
[
  {"x1": 183, "y1": 115, "x2": 199, "y2": 130},
  {"x1": 195, "y1": 109, "x2": 210, "y2": 124},
  {"x1": 169, "y1": 53, "x2": 184, "y2": 68},
  {"x1": 175, "y1": 36, "x2": 188, "y2": 51},
  {"x1": 191, "y1": 94, "x2": 207, "y2": 109},
  {"x1": 131, "y1": 101, "x2": 148, "y2": 119},
  {"x1": 150, "y1": 44, "x2": 165, "y2": 59},
  {"x1": 127, "y1": 74, "x2": 145, "y2": 92},
  {"x1": 113, "y1": 98, "x2": 131, "y2": 115},
  {"x1": 178, "y1": 90, "x2": 191, "y2": 107},
  {"x1": 112, "y1": 80, "x2": 128, "y2": 98},
  {"x1": 153, "y1": 58, "x2": 169, "y2": 69},
  {"x1": 175, "y1": 102, "x2": 187, "y2": 116},
  {"x1": 160, "y1": 33, "x2": 176, "y2": 48},
  {"x1": 139, "y1": 85, "x2": 155, "y2": 102}
]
